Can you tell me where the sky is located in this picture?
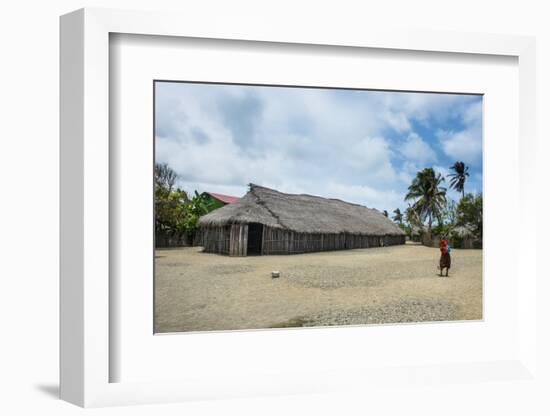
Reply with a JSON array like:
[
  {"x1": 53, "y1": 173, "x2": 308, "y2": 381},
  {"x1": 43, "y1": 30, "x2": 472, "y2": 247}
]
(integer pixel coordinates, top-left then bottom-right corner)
[{"x1": 155, "y1": 81, "x2": 483, "y2": 214}]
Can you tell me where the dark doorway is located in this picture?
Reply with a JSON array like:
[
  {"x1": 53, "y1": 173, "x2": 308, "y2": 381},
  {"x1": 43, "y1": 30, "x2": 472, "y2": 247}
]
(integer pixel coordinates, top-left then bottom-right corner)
[{"x1": 247, "y1": 223, "x2": 263, "y2": 255}]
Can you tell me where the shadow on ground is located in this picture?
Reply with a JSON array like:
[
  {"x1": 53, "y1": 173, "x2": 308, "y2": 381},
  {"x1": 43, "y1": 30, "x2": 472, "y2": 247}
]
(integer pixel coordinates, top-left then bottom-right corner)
[{"x1": 34, "y1": 384, "x2": 59, "y2": 399}]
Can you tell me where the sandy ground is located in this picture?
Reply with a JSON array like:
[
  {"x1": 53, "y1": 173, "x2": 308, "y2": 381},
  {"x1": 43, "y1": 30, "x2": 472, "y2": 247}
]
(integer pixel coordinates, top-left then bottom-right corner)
[{"x1": 154, "y1": 243, "x2": 482, "y2": 333}]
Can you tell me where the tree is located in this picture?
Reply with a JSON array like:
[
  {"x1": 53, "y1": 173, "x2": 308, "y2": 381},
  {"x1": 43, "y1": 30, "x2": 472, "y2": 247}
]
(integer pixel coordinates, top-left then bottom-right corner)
[
  {"x1": 448, "y1": 161, "x2": 470, "y2": 199},
  {"x1": 155, "y1": 186, "x2": 189, "y2": 239},
  {"x1": 456, "y1": 193, "x2": 482, "y2": 239},
  {"x1": 404, "y1": 204, "x2": 421, "y2": 228},
  {"x1": 405, "y1": 167, "x2": 447, "y2": 241},
  {"x1": 402, "y1": 203, "x2": 422, "y2": 240},
  {"x1": 154, "y1": 163, "x2": 229, "y2": 246},
  {"x1": 442, "y1": 199, "x2": 458, "y2": 226},
  {"x1": 155, "y1": 163, "x2": 181, "y2": 236},
  {"x1": 382, "y1": 210, "x2": 388, "y2": 217},
  {"x1": 392, "y1": 208, "x2": 403, "y2": 224},
  {"x1": 182, "y1": 191, "x2": 219, "y2": 241},
  {"x1": 432, "y1": 198, "x2": 458, "y2": 238},
  {"x1": 155, "y1": 162, "x2": 178, "y2": 192}
]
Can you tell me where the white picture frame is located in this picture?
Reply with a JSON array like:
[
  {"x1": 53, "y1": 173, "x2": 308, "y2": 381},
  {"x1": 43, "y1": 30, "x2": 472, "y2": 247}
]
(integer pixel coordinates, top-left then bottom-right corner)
[{"x1": 60, "y1": 7, "x2": 538, "y2": 408}]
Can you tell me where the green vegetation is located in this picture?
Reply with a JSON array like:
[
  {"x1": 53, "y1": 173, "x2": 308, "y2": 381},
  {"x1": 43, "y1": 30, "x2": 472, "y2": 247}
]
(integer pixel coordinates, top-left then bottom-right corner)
[
  {"x1": 155, "y1": 159, "x2": 482, "y2": 249},
  {"x1": 404, "y1": 167, "x2": 447, "y2": 241},
  {"x1": 392, "y1": 208, "x2": 403, "y2": 225},
  {"x1": 455, "y1": 193, "x2": 483, "y2": 238},
  {"x1": 395, "y1": 161, "x2": 482, "y2": 248},
  {"x1": 155, "y1": 163, "x2": 224, "y2": 245},
  {"x1": 448, "y1": 161, "x2": 470, "y2": 199}
]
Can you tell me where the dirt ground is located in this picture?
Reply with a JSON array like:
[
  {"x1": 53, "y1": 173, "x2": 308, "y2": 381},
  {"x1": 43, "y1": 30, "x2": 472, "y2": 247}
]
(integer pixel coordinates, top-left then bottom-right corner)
[{"x1": 154, "y1": 242, "x2": 482, "y2": 333}]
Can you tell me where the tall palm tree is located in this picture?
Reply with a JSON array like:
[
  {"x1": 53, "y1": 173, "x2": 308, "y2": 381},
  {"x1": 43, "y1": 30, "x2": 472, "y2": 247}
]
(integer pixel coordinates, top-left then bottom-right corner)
[
  {"x1": 405, "y1": 167, "x2": 447, "y2": 240},
  {"x1": 448, "y1": 161, "x2": 470, "y2": 199},
  {"x1": 392, "y1": 208, "x2": 403, "y2": 224}
]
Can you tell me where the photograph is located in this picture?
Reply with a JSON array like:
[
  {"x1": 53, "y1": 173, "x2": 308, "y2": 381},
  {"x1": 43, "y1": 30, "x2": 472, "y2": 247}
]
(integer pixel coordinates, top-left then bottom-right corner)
[{"x1": 154, "y1": 81, "x2": 483, "y2": 333}]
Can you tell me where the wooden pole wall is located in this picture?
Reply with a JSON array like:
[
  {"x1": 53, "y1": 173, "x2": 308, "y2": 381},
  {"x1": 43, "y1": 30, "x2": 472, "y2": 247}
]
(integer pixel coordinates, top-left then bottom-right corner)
[
  {"x1": 198, "y1": 223, "x2": 406, "y2": 256},
  {"x1": 229, "y1": 223, "x2": 248, "y2": 256}
]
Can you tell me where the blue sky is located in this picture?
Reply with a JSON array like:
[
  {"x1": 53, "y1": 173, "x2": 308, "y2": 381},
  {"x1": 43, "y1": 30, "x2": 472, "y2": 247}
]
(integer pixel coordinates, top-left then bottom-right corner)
[{"x1": 155, "y1": 82, "x2": 483, "y2": 214}]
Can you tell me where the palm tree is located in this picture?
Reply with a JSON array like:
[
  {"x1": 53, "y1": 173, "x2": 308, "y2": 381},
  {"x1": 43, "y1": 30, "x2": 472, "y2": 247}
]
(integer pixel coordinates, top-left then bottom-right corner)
[
  {"x1": 392, "y1": 208, "x2": 403, "y2": 224},
  {"x1": 448, "y1": 161, "x2": 470, "y2": 199},
  {"x1": 405, "y1": 167, "x2": 447, "y2": 241}
]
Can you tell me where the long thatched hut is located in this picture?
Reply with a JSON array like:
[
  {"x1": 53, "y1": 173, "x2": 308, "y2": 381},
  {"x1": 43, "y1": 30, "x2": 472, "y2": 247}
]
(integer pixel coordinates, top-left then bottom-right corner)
[{"x1": 196, "y1": 184, "x2": 406, "y2": 256}]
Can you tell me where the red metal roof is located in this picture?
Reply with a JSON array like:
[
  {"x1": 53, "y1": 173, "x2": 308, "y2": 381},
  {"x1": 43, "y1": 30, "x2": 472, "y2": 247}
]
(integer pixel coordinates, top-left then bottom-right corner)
[{"x1": 206, "y1": 192, "x2": 240, "y2": 204}]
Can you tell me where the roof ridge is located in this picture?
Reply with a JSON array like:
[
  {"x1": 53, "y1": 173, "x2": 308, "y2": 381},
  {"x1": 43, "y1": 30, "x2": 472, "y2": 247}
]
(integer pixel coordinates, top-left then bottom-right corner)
[
  {"x1": 250, "y1": 183, "x2": 374, "y2": 210},
  {"x1": 208, "y1": 191, "x2": 238, "y2": 197},
  {"x1": 249, "y1": 185, "x2": 289, "y2": 230}
]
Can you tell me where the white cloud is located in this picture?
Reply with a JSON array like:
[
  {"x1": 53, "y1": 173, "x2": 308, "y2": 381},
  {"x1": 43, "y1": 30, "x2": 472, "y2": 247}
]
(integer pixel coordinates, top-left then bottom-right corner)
[
  {"x1": 438, "y1": 129, "x2": 482, "y2": 164},
  {"x1": 437, "y1": 100, "x2": 482, "y2": 164},
  {"x1": 379, "y1": 91, "x2": 477, "y2": 128},
  {"x1": 399, "y1": 133, "x2": 436, "y2": 164},
  {"x1": 324, "y1": 182, "x2": 404, "y2": 213},
  {"x1": 463, "y1": 99, "x2": 483, "y2": 126},
  {"x1": 155, "y1": 83, "x2": 482, "y2": 214}
]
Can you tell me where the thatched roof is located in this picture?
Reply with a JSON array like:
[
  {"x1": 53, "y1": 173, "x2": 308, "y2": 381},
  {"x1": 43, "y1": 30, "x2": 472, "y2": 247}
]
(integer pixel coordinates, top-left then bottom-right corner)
[
  {"x1": 451, "y1": 225, "x2": 475, "y2": 238},
  {"x1": 198, "y1": 184, "x2": 405, "y2": 236},
  {"x1": 410, "y1": 224, "x2": 424, "y2": 236}
]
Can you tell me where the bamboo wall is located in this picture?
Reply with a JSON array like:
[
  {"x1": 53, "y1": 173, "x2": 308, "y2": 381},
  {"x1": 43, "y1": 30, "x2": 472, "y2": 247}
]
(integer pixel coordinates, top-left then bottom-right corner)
[
  {"x1": 261, "y1": 226, "x2": 405, "y2": 255},
  {"x1": 229, "y1": 223, "x2": 248, "y2": 256},
  {"x1": 195, "y1": 225, "x2": 231, "y2": 255},
  {"x1": 197, "y1": 223, "x2": 405, "y2": 256},
  {"x1": 155, "y1": 231, "x2": 191, "y2": 248}
]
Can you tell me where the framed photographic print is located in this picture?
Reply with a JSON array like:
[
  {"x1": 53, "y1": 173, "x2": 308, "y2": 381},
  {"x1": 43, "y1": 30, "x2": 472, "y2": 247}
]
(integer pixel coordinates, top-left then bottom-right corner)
[
  {"x1": 153, "y1": 81, "x2": 483, "y2": 334},
  {"x1": 60, "y1": 8, "x2": 538, "y2": 408}
]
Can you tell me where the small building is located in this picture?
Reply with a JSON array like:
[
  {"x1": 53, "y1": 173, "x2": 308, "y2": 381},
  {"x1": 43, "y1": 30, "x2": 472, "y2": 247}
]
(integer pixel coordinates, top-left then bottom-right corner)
[
  {"x1": 204, "y1": 192, "x2": 240, "y2": 205},
  {"x1": 196, "y1": 184, "x2": 406, "y2": 256},
  {"x1": 201, "y1": 191, "x2": 240, "y2": 211},
  {"x1": 450, "y1": 225, "x2": 476, "y2": 249},
  {"x1": 409, "y1": 224, "x2": 424, "y2": 242}
]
